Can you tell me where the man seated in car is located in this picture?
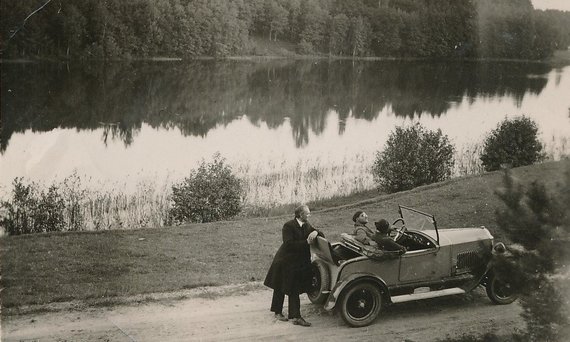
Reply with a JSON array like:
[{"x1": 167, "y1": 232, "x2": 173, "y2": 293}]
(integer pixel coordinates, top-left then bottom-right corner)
[
  {"x1": 352, "y1": 211, "x2": 406, "y2": 254},
  {"x1": 373, "y1": 219, "x2": 407, "y2": 254},
  {"x1": 352, "y1": 211, "x2": 378, "y2": 246}
]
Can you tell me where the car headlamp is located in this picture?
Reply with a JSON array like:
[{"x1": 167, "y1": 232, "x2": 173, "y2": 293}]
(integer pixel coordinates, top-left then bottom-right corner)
[{"x1": 493, "y1": 242, "x2": 506, "y2": 254}]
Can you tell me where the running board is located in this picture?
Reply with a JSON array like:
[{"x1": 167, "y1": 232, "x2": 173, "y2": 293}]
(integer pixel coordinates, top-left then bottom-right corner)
[{"x1": 391, "y1": 287, "x2": 466, "y2": 303}]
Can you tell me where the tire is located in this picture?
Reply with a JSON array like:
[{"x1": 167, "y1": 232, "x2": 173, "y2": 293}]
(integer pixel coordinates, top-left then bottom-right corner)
[
  {"x1": 307, "y1": 259, "x2": 330, "y2": 304},
  {"x1": 486, "y1": 271, "x2": 518, "y2": 305},
  {"x1": 339, "y1": 282, "x2": 382, "y2": 327}
]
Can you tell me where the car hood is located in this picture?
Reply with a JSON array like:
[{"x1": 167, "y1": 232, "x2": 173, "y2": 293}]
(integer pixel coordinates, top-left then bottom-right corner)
[
  {"x1": 437, "y1": 228, "x2": 494, "y2": 246},
  {"x1": 417, "y1": 227, "x2": 493, "y2": 246}
]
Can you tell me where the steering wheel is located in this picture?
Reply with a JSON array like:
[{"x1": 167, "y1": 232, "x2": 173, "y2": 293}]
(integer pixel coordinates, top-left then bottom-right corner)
[{"x1": 391, "y1": 218, "x2": 407, "y2": 241}]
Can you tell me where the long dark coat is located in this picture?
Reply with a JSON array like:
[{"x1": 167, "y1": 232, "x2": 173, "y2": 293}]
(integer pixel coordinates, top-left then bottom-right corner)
[{"x1": 263, "y1": 218, "x2": 323, "y2": 295}]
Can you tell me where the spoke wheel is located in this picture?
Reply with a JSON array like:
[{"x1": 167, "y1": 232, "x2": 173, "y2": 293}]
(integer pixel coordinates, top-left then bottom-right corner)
[
  {"x1": 486, "y1": 272, "x2": 518, "y2": 305},
  {"x1": 340, "y1": 282, "x2": 382, "y2": 327}
]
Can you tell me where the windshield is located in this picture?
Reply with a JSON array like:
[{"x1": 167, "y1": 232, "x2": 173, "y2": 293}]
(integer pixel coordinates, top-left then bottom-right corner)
[{"x1": 399, "y1": 206, "x2": 439, "y2": 243}]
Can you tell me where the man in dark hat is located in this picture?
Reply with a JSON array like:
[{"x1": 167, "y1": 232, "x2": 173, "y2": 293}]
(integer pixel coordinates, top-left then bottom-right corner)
[
  {"x1": 374, "y1": 219, "x2": 407, "y2": 254},
  {"x1": 264, "y1": 205, "x2": 323, "y2": 327}
]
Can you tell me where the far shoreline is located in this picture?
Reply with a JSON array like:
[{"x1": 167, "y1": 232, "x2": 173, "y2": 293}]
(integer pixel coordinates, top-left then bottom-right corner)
[{"x1": 2, "y1": 49, "x2": 569, "y2": 66}]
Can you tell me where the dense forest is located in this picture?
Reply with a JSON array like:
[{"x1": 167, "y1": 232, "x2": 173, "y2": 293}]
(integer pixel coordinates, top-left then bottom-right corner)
[{"x1": 1, "y1": 0, "x2": 570, "y2": 60}]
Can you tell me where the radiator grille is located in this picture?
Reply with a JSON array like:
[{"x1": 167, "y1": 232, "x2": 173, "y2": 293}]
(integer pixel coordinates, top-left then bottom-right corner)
[{"x1": 456, "y1": 250, "x2": 482, "y2": 270}]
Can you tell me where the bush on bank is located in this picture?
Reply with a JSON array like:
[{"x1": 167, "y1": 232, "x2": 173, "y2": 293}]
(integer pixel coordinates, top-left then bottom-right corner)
[
  {"x1": 480, "y1": 117, "x2": 545, "y2": 172},
  {"x1": 0, "y1": 178, "x2": 65, "y2": 235},
  {"x1": 170, "y1": 154, "x2": 243, "y2": 224},
  {"x1": 372, "y1": 123, "x2": 455, "y2": 193}
]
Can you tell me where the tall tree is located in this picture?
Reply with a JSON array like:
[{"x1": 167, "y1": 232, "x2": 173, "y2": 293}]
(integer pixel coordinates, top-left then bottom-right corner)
[
  {"x1": 328, "y1": 13, "x2": 349, "y2": 55},
  {"x1": 348, "y1": 16, "x2": 370, "y2": 57},
  {"x1": 264, "y1": 0, "x2": 289, "y2": 41},
  {"x1": 60, "y1": 4, "x2": 87, "y2": 58},
  {"x1": 369, "y1": 8, "x2": 402, "y2": 56},
  {"x1": 532, "y1": 11, "x2": 559, "y2": 59},
  {"x1": 476, "y1": 0, "x2": 535, "y2": 59},
  {"x1": 494, "y1": 170, "x2": 569, "y2": 341},
  {"x1": 297, "y1": 0, "x2": 330, "y2": 51}
]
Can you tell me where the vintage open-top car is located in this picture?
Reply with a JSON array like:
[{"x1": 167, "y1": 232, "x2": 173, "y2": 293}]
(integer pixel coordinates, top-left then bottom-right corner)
[{"x1": 308, "y1": 205, "x2": 517, "y2": 327}]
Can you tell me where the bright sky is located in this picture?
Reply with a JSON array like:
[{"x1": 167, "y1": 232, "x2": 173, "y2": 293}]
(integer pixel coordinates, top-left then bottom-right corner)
[{"x1": 532, "y1": 0, "x2": 570, "y2": 11}]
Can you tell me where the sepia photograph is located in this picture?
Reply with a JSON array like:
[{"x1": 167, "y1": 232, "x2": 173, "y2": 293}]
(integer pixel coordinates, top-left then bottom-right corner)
[{"x1": 1, "y1": 0, "x2": 569, "y2": 341}]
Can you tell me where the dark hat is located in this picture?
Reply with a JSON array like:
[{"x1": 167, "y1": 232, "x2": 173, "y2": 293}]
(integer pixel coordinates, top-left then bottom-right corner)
[
  {"x1": 375, "y1": 219, "x2": 390, "y2": 233},
  {"x1": 352, "y1": 211, "x2": 364, "y2": 222}
]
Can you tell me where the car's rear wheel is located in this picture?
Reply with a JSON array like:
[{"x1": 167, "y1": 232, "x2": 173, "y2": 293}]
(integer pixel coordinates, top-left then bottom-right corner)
[
  {"x1": 308, "y1": 259, "x2": 330, "y2": 304},
  {"x1": 486, "y1": 271, "x2": 518, "y2": 305},
  {"x1": 339, "y1": 282, "x2": 382, "y2": 327}
]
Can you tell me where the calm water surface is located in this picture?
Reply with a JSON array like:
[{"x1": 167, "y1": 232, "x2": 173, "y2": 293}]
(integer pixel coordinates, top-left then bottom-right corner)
[{"x1": 1, "y1": 60, "x2": 569, "y2": 206}]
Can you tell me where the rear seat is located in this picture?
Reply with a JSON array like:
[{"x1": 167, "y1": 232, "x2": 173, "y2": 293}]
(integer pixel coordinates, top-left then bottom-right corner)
[{"x1": 340, "y1": 233, "x2": 401, "y2": 261}]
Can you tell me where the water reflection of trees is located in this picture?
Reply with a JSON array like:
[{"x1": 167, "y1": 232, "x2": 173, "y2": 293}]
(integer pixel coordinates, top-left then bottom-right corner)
[{"x1": 1, "y1": 60, "x2": 551, "y2": 151}]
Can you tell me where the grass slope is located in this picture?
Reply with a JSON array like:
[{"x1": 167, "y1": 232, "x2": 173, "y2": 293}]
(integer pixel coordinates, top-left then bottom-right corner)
[{"x1": 1, "y1": 160, "x2": 568, "y2": 311}]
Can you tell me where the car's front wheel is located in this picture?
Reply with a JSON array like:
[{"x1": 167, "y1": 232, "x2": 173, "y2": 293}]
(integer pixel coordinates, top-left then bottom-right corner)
[
  {"x1": 486, "y1": 271, "x2": 518, "y2": 305},
  {"x1": 339, "y1": 281, "x2": 382, "y2": 327},
  {"x1": 308, "y1": 259, "x2": 330, "y2": 304}
]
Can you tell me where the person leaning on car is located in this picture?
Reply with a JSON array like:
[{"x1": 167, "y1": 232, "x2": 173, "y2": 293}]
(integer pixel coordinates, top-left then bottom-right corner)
[{"x1": 263, "y1": 204, "x2": 323, "y2": 327}]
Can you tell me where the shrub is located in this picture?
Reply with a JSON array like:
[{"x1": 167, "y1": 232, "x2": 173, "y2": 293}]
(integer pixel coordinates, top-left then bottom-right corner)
[
  {"x1": 0, "y1": 178, "x2": 65, "y2": 235},
  {"x1": 170, "y1": 154, "x2": 243, "y2": 224},
  {"x1": 493, "y1": 169, "x2": 569, "y2": 341},
  {"x1": 372, "y1": 123, "x2": 455, "y2": 193},
  {"x1": 59, "y1": 172, "x2": 87, "y2": 231},
  {"x1": 480, "y1": 117, "x2": 545, "y2": 172}
]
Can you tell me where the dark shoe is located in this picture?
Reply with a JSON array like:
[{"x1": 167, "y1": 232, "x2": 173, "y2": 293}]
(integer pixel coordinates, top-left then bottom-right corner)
[
  {"x1": 291, "y1": 317, "x2": 311, "y2": 327},
  {"x1": 274, "y1": 313, "x2": 288, "y2": 321}
]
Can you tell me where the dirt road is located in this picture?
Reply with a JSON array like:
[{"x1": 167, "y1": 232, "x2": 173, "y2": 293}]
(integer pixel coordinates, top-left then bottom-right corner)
[{"x1": 2, "y1": 284, "x2": 525, "y2": 341}]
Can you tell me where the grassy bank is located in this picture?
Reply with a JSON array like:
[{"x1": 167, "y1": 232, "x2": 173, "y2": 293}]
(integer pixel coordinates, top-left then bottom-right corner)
[{"x1": 0, "y1": 160, "x2": 568, "y2": 312}]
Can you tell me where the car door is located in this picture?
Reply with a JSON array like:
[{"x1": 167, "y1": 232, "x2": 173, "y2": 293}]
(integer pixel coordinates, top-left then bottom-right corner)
[{"x1": 398, "y1": 244, "x2": 451, "y2": 283}]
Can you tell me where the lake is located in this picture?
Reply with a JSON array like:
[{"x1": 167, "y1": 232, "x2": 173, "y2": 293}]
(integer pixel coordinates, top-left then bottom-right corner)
[{"x1": 1, "y1": 59, "x2": 569, "y2": 210}]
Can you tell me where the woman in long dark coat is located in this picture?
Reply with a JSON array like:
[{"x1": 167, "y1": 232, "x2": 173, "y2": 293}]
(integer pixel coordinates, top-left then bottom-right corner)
[{"x1": 264, "y1": 205, "x2": 323, "y2": 327}]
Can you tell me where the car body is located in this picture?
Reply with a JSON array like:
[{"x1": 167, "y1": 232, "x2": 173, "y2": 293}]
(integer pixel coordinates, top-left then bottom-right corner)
[{"x1": 308, "y1": 205, "x2": 516, "y2": 327}]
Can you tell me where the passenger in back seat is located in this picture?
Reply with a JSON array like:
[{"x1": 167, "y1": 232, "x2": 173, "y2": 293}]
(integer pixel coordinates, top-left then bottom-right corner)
[{"x1": 352, "y1": 211, "x2": 378, "y2": 247}]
